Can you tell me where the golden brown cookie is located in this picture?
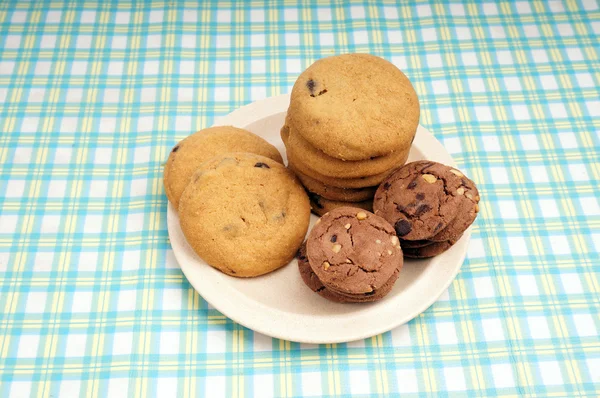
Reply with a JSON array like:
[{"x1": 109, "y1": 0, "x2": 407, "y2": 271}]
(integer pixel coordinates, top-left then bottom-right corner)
[
  {"x1": 281, "y1": 124, "x2": 409, "y2": 178},
  {"x1": 287, "y1": 148, "x2": 394, "y2": 188},
  {"x1": 289, "y1": 163, "x2": 376, "y2": 202},
  {"x1": 178, "y1": 153, "x2": 310, "y2": 277},
  {"x1": 163, "y1": 126, "x2": 283, "y2": 209},
  {"x1": 287, "y1": 53, "x2": 419, "y2": 160}
]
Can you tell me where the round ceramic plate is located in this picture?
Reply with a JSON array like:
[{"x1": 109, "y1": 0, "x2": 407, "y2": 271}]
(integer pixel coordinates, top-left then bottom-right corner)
[{"x1": 167, "y1": 94, "x2": 470, "y2": 344}]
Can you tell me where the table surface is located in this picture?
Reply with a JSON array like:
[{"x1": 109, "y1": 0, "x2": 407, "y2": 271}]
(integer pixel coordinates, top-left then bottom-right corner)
[{"x1": 1, "y1": 0, "x2": 599, "y2": 396}]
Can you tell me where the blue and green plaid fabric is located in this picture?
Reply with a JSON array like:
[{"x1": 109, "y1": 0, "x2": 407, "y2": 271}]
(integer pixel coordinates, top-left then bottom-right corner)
[{"x1": 1, "y1": 0, "x2": 599, "y2": 396}]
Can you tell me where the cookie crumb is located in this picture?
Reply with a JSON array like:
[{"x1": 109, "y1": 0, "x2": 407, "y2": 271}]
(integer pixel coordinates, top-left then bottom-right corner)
[
  {"x1": 422, "y1": 174, "x2": 437, "y2": 183},
  {"x1": 356, "y1": 212, "x2": 367, "y2": 220}
]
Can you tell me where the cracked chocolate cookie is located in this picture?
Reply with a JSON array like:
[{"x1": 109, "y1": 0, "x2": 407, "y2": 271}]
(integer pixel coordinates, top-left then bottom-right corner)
[
  {"x1": 297, "y1": 242, "x2": 401, "y2": 303},
  {"x1": 373, "y1": 161, "x2": 467, "y2": 241},
  {"x1": 307, "y1": 192, "x2": 373, "y2": 217},
  {"x1": 178, "y1": 152, "x2": 310, "y2": 277},
  {"x1": 306, "y1": 207, "x2": 403, "y2": 296},
  {"x1": 163, "y1": 126, "x2": 283, "y2": 209},
  {"x1": 287, "y1": 53, "x2": 420, "y2": 160},
  {"x1": 427, "y1": 170, "x2": 480, "y2": 242},
  {"x1": 281, "y1": 123, "x2": 409, "y2": 179}
]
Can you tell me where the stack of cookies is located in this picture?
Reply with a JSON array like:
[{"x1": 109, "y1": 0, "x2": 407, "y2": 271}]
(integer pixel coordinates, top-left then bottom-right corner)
[
  {"x1": 373, "y1": 161, "x2": 480, "y2": 258},
  {"x1": 282, "y1": 53, "x2": 420, "y2": 216},
  {"x1": 298, "y1": 207, "x2": 404, "y2": 303}
]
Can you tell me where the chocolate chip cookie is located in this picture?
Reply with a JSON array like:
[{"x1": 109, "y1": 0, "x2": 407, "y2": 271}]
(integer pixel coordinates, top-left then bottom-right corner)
[
  {"x1": 287, "y1": 53, "x2": 419, "y2": 160},
  {"x1": 290, "y1": 164, "x2": 376, "y2": 202},
  {"x1": 163, "y1": 126, "x2": 283, "y2": 209},
  {"x1": 281, "y1": 123, "x2": 409, "y2": 179},
  {"x1": 178, "y1": 152, "x2": 310, "y2": 277},
  {"x1": 287, "y1": 149, "x2": 394, "y2": 188},
  {"x1": 306, "y1": 207, "x2": 403, "y2": 296},
  {"x1": 373, "y1": 161, "x2": 466, "y2": 241}
]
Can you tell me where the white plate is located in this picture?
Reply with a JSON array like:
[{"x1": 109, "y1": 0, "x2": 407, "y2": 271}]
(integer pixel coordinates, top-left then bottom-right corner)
[{"x1": 167, "y1": 94, "x2": 470, "y2": 344}]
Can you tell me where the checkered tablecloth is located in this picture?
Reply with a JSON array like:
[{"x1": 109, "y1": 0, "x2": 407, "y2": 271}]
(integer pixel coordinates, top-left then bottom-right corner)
[{"x1": 1, "y1": 0, "x2": 599, "y2": 396}]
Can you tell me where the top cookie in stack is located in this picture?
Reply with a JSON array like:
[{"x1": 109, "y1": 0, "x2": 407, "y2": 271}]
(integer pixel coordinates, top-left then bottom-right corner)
[{"x1": 282, "y1": 53, "x2": 420, "y2": 216}]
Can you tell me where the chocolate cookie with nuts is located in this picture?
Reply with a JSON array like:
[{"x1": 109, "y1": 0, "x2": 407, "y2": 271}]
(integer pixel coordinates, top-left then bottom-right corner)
[
  {"x1": 297, "y1": 242, "x2": 401, "y2": 303},
  {"x1": 373, "y1": 161, "x2": 468, "y2": 241},
  {"x1": 427, "y1": 169, "x2": 480, "y2": 242},
  {"x1": 306, "y1": 207, "x2": 403, "y2": 297}
]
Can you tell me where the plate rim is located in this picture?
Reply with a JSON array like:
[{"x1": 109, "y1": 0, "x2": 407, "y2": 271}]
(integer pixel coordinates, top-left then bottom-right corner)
[{"x1": 168, "y1": 94, "x2": 470, "y2": 343}]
